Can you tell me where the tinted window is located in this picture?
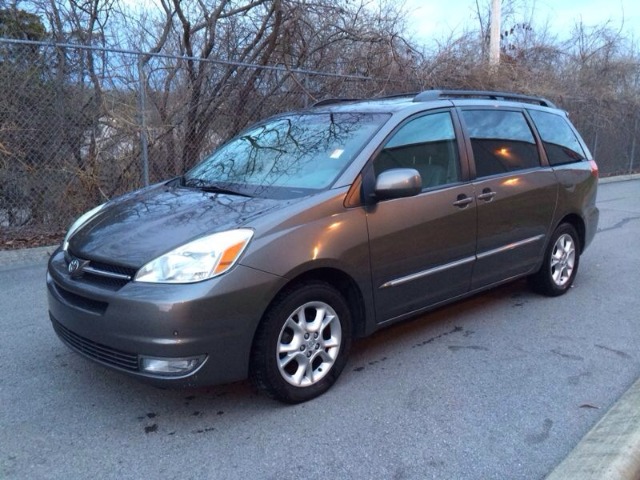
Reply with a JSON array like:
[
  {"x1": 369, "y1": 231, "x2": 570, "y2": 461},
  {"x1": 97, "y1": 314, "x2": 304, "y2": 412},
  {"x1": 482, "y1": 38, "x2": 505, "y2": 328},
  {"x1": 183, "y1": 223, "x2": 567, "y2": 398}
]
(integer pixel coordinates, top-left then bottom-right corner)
[
  {"x1": 461, "y1": 110, "x2": 540, "y2": 177},
  {"x1": 528, "y1": 109, "x2": 586, "y2": 165},
  {"x1": 374, "y1": 112, "x2": 460, "y2": 189}
]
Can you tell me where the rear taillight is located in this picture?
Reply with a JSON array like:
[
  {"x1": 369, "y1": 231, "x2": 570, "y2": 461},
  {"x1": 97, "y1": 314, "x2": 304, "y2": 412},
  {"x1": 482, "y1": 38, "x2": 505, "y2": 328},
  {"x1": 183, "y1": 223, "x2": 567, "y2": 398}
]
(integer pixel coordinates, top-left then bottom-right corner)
[{"x1": 589, "y1": 160, "x2": 599, "y2": 178}]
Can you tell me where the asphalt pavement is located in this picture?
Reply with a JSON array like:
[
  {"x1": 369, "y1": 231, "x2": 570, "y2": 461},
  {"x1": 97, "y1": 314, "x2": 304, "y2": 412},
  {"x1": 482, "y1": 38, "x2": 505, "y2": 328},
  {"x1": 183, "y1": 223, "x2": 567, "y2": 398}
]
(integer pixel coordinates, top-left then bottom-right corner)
[{"x1": 1, "y1": 177, "x2": 639, "y2": 479}]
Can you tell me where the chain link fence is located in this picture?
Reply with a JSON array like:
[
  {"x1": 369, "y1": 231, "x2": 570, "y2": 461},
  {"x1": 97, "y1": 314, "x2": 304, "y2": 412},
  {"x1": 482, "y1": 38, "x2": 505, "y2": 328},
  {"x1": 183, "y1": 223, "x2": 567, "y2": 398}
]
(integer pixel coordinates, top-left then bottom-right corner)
[
  {"x1": 561, "y1": 96, "x2": 640, "y2": 178},
  {"x1": 0, "y1": 38, "x2": 638, "y2": 248},
  {"x1": 0, "y1": 38, "x2": 406, "y2": 245}
]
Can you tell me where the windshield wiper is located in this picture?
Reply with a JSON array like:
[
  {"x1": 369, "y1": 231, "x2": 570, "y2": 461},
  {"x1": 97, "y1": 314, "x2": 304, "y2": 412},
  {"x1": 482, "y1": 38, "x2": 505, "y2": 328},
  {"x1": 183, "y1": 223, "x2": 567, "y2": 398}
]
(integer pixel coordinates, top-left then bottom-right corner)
[
  {"x1": 184, "y1": 179, "x2": 253, "y2": 197},
  {"x1": 199, "y1": 185, "x2": 253, "y2": 197}
]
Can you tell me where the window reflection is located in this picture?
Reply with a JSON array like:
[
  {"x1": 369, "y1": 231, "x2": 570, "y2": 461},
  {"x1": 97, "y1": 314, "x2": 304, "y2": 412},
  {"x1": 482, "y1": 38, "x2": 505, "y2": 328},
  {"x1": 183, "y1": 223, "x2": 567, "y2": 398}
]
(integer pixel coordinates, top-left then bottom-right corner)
[
  {"x1": 461, "y1": 110, "x2": 541, "y2": 177},
  {"x1": 374, "y1": 112, "x2": 461, "y2": 190},
  {"x1": 528, "y1": 109, "x2": 587, "y2": 166},
  {"x1": 185, "y1": 113, "x2": 389, "y2": 197}
]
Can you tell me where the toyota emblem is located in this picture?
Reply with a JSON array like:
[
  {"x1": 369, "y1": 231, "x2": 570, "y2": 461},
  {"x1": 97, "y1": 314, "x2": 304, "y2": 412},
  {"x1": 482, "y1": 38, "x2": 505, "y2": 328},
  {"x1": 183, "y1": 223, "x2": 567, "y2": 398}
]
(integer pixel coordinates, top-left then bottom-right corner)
[{"x1": 68, "y1": 258, "x2": 84, "y2": 278}]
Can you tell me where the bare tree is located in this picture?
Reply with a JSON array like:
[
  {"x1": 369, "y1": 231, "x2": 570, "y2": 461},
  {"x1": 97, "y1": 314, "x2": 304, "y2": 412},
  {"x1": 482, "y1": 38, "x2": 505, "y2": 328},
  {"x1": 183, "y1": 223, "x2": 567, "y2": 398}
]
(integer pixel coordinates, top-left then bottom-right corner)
[{"x1": 118, "y1": 0, "x2": 420, "y2": 174}]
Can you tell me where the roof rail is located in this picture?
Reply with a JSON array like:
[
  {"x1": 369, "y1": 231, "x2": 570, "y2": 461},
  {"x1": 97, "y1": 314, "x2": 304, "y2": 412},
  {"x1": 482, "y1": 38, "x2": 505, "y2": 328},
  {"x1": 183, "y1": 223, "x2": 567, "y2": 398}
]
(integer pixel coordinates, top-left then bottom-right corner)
[
  {"x1": 312, "y1": 98, "x2": 361, "y2": 107},
  {"x1": 376, "y1": 92, "x2": 418, "y2": 100},
  {"x1": 313, "y1": 92, "x2": 416, "y2": 107},
  {"x1": 413, "y1": 89, "x2": 556, "y2": 108}
]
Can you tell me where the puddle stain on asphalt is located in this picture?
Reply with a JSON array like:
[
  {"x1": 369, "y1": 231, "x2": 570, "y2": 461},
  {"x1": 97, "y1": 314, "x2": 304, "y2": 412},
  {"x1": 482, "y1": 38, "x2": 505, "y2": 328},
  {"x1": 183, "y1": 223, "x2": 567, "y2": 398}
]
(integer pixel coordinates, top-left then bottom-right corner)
[
  {"x1": 144, "y1": 424, "x2": 158, "y2": 434},
  {"x1": 352, "y1": 356, "x2": 388, "y2": 372},
  {"x1": 448, "y1": 345, "x2": 489, "y2": 352},
  {"x1": 352, "y1": 326, "x2": 477, "y2": 372},
  {"x1": 551, "y1": 349, "x2": 584, "y2": 361},
  {"x1": 413, "y1": 326, "x2": 465, "y2": 348},
  {"x1": 193, "y1": 427, "x2": 215, "y2": 434},
  {"x1": 597, "y1": 215, "x2": 640, "y2": 233},
  {"x1": 137, "y1": 398, "x2": 227, "y2": 435},
  {"x1": 525, "y1": 418, "x2": 553, "y2": 445},
  {"x1": 568, "y1": 371, "x2": 592, "y2": 385},
  {"x1": 595, "y1": 344, "x2": 632, "y2": 359}
]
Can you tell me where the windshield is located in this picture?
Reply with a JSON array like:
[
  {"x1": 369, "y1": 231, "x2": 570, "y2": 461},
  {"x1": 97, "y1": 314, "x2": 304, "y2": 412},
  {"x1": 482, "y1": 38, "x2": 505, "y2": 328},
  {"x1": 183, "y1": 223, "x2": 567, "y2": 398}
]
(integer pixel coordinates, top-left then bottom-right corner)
[{"x1": 184, "y1": 112, "x2": 389, "y2": 197}]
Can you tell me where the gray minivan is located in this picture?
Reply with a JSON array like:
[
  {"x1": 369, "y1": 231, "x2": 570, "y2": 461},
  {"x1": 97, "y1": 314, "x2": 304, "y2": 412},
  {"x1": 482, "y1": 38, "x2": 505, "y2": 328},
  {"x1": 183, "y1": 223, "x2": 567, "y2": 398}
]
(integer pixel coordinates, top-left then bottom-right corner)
[{"x1": 47, "y1": 90, "x2": 599, "y2": 403}]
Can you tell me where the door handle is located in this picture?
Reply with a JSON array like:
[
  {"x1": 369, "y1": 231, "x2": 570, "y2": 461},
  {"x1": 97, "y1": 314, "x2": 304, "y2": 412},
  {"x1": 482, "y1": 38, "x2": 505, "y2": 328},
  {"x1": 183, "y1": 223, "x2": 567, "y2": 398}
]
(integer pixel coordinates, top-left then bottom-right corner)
[
  {"x1": 477, "y1": 189, "x2": 496, "y2": 201},
  {"x1": 453, "y1": 195, "x2": 473, "y2": 208}
]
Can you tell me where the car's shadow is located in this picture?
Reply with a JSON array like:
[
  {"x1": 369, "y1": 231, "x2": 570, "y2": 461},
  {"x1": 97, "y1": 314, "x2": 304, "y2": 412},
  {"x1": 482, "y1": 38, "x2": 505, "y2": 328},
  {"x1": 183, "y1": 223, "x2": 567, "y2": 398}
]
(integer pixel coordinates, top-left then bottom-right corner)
[{"x1": 349, "y1": 278, "x2": 532, "y2": 360}]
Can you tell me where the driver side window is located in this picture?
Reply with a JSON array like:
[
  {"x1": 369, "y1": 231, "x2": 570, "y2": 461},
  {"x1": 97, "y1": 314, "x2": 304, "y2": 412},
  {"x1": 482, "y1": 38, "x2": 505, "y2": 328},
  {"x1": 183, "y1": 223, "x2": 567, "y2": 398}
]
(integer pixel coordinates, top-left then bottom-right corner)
[{"x1": 374, "y1": 112, "x2": 461, "y2": 189}]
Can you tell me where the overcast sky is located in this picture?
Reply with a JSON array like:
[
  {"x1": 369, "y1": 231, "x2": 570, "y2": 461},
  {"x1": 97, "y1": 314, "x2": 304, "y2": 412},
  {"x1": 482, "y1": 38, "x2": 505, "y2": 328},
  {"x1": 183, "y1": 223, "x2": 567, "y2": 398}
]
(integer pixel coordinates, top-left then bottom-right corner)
[
  {"x1": 118, "y1": 0, "x2": 640, "y2": 48},
  {"x1": 404, "y1": 0, "x2": 640, "y2": 44}
]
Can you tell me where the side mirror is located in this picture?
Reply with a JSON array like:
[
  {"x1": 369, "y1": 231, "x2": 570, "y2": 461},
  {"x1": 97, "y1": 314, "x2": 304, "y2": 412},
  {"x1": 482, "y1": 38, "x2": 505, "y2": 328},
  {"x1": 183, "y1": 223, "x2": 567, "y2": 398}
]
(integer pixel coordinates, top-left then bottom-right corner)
[{"x1": 374, "y1": 168, "x2": 422, "y2": 200}]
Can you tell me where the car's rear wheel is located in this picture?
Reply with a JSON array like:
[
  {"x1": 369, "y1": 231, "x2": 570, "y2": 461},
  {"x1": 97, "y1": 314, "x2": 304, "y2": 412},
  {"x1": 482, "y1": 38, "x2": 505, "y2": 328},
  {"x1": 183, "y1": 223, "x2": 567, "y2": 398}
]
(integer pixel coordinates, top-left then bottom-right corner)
[
  {"x1": 529, "y1": 223, "x2": 581, "y2": 296},
  {"x1": 250, "y1": 281, "x2": 352, "y2": 403}
]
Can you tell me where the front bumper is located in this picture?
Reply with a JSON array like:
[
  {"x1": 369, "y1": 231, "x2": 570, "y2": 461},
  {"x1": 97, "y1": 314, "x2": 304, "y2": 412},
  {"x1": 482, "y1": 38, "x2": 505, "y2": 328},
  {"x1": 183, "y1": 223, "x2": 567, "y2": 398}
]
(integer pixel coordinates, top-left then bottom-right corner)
[{"x1": 47, "y1": 248, "x2": 285, "y2": 387}]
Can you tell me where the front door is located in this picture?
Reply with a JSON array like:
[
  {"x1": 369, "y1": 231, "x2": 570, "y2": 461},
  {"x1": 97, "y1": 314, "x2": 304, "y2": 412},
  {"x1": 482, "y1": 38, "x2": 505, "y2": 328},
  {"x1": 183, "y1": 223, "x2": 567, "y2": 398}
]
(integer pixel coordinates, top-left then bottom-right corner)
[{"x1": 366, "y1": 111, "x2": 477, "y2": 322}]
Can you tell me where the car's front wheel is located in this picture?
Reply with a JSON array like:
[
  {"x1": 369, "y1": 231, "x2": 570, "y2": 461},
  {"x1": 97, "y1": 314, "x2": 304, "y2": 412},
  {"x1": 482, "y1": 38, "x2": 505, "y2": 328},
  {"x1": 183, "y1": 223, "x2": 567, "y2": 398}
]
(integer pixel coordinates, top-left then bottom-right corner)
[
  {"x1": 250, "y1": 281, "x2": 352, "y2": 403},
  {"x1": 529, "y1": 223, "x2": 581, "y2": 296}
]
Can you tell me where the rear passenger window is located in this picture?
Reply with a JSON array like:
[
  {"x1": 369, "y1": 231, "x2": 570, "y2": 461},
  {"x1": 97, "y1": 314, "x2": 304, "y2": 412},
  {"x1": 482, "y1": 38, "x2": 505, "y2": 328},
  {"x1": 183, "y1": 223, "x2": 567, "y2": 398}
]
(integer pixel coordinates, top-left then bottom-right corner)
[
  {"x1": 374, "y1": 112, "x2": 460, "y2": 189},
  {"x1": 461, "y1": 110, "x2": 540, "y2": 177},
  {"x1": 528, "y1": 109, "x2": 586, "y2": 165}
]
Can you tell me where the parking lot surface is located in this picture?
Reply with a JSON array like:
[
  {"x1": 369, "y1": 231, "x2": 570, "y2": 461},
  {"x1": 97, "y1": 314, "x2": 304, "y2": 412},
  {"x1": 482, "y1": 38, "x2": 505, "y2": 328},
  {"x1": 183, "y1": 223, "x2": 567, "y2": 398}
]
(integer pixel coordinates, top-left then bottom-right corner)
[{"x1": 1, "y1": 179, "x2": 639, "y2": 479}]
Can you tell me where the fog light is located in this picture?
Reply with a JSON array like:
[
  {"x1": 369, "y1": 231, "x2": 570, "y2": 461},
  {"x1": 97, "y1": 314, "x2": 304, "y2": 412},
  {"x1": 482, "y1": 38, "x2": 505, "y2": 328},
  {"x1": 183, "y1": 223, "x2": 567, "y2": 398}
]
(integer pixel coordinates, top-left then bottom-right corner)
[{"x1": 140, "y1": 355, "x2": 206, "y2": 376}]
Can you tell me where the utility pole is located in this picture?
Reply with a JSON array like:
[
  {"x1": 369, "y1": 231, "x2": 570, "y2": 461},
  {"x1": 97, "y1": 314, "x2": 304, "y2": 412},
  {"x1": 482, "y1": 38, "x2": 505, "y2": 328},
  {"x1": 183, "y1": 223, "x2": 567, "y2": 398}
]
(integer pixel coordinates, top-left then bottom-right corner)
[{"x1": 489, "y1": 0, "x2": 501, "y2": 66}]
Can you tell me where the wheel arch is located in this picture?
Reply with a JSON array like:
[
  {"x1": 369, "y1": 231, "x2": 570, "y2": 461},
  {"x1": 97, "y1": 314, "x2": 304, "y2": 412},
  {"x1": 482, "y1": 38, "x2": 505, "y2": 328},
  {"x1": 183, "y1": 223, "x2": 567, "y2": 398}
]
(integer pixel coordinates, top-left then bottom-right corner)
[
  {"x1": 556, "y1": 213, "x2": 586, "y2": 253},
  {"x1": 252, "y1": 267, "x2": 369, "y2": 348}
]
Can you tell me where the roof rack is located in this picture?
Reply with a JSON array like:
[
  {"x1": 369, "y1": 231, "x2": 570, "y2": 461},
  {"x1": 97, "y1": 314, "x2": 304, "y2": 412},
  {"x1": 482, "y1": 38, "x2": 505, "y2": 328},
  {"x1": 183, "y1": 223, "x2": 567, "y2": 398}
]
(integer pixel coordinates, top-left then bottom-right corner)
[
  {"x1": 376, "y1": 92, "x2": 418, "y2": 100},
  {"x1": 312, "y1": 98, "x2": 361, "y2": 107},
  {"x1": 313, "y1": 92, "x2": 415, "y2": 107},
  {"x1": 413, "y1": 89, "x2": 556, "y2": 108}
]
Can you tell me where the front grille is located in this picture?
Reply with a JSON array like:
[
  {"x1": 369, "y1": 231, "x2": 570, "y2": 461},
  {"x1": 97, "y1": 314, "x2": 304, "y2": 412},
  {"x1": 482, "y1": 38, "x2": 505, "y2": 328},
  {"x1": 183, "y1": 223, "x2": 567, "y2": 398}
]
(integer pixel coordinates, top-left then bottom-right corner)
[
  {"x1": 54, "y1": 283, "x2": 108, "y2": 315},
  {"x1": 82, "y1": 272, "x2": 130, "y2": 290},
  {"x1": 51, "y1": 315, "x2": 139, "y2": 372},
  {"x1": 67, "y1": 251, "x2": 137, "y2": 290},
  {"x1": 89, "y1": 260, "x2": 138, "y2": 278}
]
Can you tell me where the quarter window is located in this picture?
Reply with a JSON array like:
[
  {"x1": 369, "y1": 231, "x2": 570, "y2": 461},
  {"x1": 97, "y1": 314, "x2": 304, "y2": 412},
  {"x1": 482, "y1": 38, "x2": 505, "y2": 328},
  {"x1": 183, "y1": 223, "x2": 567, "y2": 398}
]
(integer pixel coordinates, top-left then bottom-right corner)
[
  {"x1": 528, "y1": 109, "x2": 586, "y2": 165},
  {"x1": 374, "y1": 112, "x2": 460, "y2": 189},
  {"x1": 461, "y1": 110, "x2": 540, "y2": 177}
]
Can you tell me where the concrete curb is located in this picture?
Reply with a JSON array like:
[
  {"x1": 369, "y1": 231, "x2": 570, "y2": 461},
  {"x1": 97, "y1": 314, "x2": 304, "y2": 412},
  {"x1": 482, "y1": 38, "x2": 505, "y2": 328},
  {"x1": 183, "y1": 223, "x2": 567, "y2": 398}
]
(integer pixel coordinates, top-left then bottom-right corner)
[
  {"x1": 599, "y1": 173, "x2": 640, "y2": 184},
  {"x1": 546, "y1": 376, "x2": 640, "y2": 479},
  {"x1": 0, "y1": 245, "x2": 57, "y2": 268}
]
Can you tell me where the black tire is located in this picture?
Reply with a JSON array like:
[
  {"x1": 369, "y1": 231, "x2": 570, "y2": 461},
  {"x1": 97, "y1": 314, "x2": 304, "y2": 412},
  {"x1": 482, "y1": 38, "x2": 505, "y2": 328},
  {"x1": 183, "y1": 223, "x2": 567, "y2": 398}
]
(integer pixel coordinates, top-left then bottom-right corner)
[
  {"x1": 529, "y1": 223, "x2": 581, "y2": 297},
  {"x1": 250, "y1": 281, "x2": 352, "y2": 403}
]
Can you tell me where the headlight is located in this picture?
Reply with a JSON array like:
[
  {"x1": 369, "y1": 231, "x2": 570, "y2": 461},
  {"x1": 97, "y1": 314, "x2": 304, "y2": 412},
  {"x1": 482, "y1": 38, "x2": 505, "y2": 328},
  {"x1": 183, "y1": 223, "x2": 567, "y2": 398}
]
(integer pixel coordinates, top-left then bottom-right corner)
[
  {"x1": 63, "y1": 203, "x2": 106, "y2": 252},
  {"x1": 134, "y1": 229, "x2": 254, "y2": 284}
]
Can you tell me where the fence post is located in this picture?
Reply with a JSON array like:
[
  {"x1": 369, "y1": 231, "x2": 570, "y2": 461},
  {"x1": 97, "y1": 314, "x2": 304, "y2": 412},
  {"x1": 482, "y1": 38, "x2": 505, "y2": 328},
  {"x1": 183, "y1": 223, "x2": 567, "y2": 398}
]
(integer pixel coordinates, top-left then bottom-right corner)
[
  {"x1": 137, "y1": 55, "x2": 150, "y2": 187},
  {"x1": 629, "y1": 115, "x2": 637, "y2": 175}
]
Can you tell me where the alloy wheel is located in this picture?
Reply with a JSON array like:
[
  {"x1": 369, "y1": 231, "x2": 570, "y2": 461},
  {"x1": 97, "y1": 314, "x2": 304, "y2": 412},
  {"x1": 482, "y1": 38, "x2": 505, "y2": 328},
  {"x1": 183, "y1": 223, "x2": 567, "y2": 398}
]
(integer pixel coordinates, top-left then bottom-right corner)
[
  {"x1": 550, "y1": 233, "x2": 576, "y2": 287},
  {"x1": 276, "y1": 301, "x2": 342, "y2": 387}
]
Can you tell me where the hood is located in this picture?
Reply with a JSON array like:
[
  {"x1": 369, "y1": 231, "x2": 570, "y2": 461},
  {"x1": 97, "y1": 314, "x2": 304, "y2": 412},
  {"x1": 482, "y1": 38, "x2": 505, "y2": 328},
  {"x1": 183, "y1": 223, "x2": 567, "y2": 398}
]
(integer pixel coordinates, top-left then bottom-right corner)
[{"x1": 68, "y1": 183, "x2": 292, "y2": 267}]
